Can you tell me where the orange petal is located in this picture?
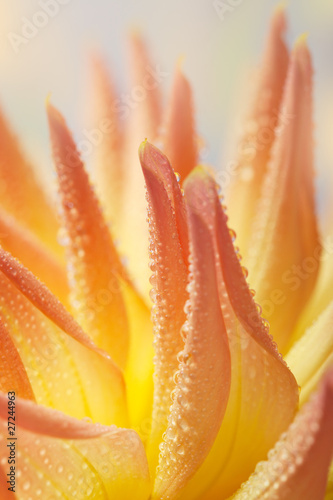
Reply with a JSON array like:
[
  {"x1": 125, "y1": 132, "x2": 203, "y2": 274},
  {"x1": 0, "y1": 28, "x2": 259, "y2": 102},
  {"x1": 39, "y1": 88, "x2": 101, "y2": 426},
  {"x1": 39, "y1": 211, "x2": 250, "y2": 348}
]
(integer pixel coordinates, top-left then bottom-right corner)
[
  {"x1": 119, "y1": 34, "x2": 164, "y2": 298},
  {"x1": 286, "y1": 300, "x2": 333, "y2": 405},
  {"x1": 139, "y1": 142, "x2": 188, "y2": 473},
  {"x1": 0, "y1": 104, "x2": 61, "y2": 256},
  {"x1": 90, "y1": 54, "x2": 125, "y2": 228},
  {"x1": 0, "y1": 207, "x2": 68, "y2": 305},
  {"x1": 0, "y1": 314, "x2": 34, "y2": 400},
  {"x1": 47, "y1": 102, "x2": 129, "y2": 369},
  {"x1": 227, "y1": 6, "x2": 289, "y2": 255},
  {"x1": 247, "y1": 38, "x2": 320, "y2": 352},
  {"x1": 0, "y1": 247, "x2": 127, "y2": 426},
  {"x1": 0, "y1": 395, "x2": 151, "y2": 499},
  {"x1": 162, "y1": 62, "x2": 197, "y2": 180},
  {"x1": 179, "y1": 168, "x2": 298, "y2": 500},
  {"x1": 231, "y1": 369, "x2": 333, "y2": 500},
  {"x1": 152, "y1": 178, "x2": 231, "y2": 500},
  {"x1": 139, "y1": 140, "x2": 189, "y2": 260}
]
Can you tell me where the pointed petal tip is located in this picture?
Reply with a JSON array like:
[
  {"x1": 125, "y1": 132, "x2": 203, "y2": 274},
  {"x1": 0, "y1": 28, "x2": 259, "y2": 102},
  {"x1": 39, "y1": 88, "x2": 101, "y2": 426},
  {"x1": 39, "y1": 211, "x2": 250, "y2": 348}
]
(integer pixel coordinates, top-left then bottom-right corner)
[
  {"x1": 274, "y1": 2, "x2": 287, "y2": 18},
  {"x1": 291, "y1": 32, "x2": 312, "y2": 84},
  {"x1": 129, "y1": 26, "x2": 143, "y2": 41},
  {"x1": 45, "y1": 93, "x2": 52, "y2": 108},
  {"x1": 184, "y1": 165, "x2": 216, "y2": 198},
  {"x1": 270, "y1": 2, "x2": 287, "y2": 37},
  {"x1": 138, "y1": 138, "x2": 149, "y2": 158},
  {"x1": 138, "y1": 140, "x2": 167, "y2": 178},
  {"x1": 295, "y1": 32, "x2": 309, "y2": 48},
  {"x1": 46, "y1": 100, "x2": 67, "y2": 132},
  {"x1": 176, "y1": 55, "x2": 186, "y2": 71},
  {"x1": 186, "y1": 164, "x2": 210, "y2": 180},
  {"x1": 293, "y1": 33, "x2": 312, "y2": 66}
]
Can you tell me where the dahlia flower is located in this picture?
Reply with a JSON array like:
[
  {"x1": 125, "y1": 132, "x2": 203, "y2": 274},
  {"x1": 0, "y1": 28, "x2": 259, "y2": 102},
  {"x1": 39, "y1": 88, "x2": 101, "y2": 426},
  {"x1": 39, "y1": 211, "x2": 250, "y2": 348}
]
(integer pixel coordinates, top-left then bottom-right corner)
[{"x1": 0, "y1": 6, "x2": 332, "y2": 500}]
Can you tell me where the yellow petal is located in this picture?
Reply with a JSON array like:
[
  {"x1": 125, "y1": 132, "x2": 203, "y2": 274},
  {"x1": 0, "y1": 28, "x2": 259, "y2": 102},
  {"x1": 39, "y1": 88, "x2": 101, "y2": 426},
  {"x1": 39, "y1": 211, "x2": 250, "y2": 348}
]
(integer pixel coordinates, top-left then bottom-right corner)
[
  {"x1": 47, "y1": 102, "x2": 129, "y2": 370},
  {"x1": 289, "y1": 242, "x2": 333, "y2": 347},
  {"x1": 230, "y1": 369, "x2": 333, "y2": 500},
  {"x1": 0, "y1": 394, "x2": 151, "y2": 500},
  {"x1": 122, "y1": 277, "x2": 154, "y2": 436},
  {"x1": 227, "y1": 6, "x2": 289, "y2": 256},
  {"x1": 286, "y1": 300, "x2": 333, "y2": 405},
  {"x1": 0, "y1": 247, "x2": 127, "y2": 426},
  {"x1": 0, "y1": 104, "x2": 61, "y2": 257},
  {"x1": 0, "y1": 313, "x2": 35, "y2": 401},
  {"x1": 179, "y1": 168, "x2": 298, "y2": 500},
  {"x1": 139, "y1": 142, "x2": 188, "y2": 474},
  {"x1": 152, "y1": 173, "x2": 231, "y2": 500},
  {"x1": 0, "y1": 206, "x2": 69, "y2": 306},
  {"x1": 246, "y1": 37, "x2": 320, "y2": 352}
]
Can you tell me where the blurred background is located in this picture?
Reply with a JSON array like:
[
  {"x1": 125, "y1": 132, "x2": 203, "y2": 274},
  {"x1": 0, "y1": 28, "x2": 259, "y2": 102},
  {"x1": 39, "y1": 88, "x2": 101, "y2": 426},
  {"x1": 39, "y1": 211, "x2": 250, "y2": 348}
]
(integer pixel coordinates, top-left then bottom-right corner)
[{"x1": 0, "y1": 0, "x2": 332, "y2": 222}]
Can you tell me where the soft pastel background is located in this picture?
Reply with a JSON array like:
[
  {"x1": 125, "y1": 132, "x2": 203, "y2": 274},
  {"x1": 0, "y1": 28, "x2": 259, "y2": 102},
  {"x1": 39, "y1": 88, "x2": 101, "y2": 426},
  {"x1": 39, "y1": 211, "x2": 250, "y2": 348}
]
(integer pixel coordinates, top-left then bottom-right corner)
[{"x1": 0, "y1": 0, "x2": 332, "y2": 223}]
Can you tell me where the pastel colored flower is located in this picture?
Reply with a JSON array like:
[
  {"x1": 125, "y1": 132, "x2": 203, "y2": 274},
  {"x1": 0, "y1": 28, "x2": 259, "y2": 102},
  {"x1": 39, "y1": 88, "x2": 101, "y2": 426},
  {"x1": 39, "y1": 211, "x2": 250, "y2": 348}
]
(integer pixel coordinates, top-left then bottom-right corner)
[{"x1": 0, "y1": 6, "x2": 332, "y2": 500}]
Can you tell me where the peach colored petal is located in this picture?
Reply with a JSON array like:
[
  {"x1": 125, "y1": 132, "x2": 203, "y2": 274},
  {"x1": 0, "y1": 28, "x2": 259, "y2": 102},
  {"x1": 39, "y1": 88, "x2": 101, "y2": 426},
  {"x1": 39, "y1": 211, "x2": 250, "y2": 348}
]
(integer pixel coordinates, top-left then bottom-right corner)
[
  {"x1": 139, "y1": 142, "x2": 188, "y2": 474},
  {"x1": 247, "y1": 38, "x2": 320, "y2": 353},
  {"x1": 179, "y1": 168, "x2": 298, "y2": 500},
  {"x1": 139, "y1": 140, "x2": 189, "y2": 260},
  {"x1": 120, "y1": 34, "x2": 163, "y2": 299},
  {"x1": 128, "y1": 32, "x2": 162, "y2": 137},
  {"x1": 0, "y1": 104, "x2": 61, "y2": 257},
  {"x1": 47, "y1": 102, "x2": 129, "y2": 369},
  {"x1": 122, "y1": 278, "x2": 154, "y2": 435},
  {"x1": 286, "y1": 300, "x2": 333, "y2": 405},
  {"x1": 153, "y1": 177, "x2": 231, "y2": 500},
  {"x1": 0, "y1": 394, "x2": 151, "y2": 500},
  {"x1": 0, "y1": 247, "x2": 127, "y2": 426},
  {"x1": 230, "y1": 369, "x2": 333, "y2": 500},
  {"x1": 0, "y1": 207, "x2": 69, "y2": 306},
  {"x1": 0, "y1": 315, "x2": 34, "y2": 401},
  {"x1": 290, "y1": 244, "x2": 333, "y2": 348},
  {"x1": 90, "y1": 54, "x2": 125, "y2": 230},
  {"x1": 162, "y1": 63, "x2": 198, "y2": 180},
  {"x1": 0, "y1": 246, "x2": 106, "y2": 357},
  {"x1": 227, "y1": 6, "x2": 289, "y2": 256}
]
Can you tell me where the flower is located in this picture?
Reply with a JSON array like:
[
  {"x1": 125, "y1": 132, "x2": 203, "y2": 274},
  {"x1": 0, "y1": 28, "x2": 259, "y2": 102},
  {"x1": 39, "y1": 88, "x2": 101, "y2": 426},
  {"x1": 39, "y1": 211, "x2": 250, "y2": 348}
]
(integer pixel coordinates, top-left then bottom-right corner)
[{"x1": 0, "y1": 6, "x2": 332, "y2": 500}]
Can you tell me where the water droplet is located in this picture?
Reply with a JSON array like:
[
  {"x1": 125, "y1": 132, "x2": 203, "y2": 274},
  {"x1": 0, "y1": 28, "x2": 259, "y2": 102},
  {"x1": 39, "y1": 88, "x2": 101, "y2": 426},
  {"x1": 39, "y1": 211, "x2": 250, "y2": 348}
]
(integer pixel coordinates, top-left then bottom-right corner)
[
  {"x1": 22, "y1": 481, "x2": 30, "y2": 491},
  {"x1": 241, "y1": 266, "x2": 248, "y2": 278},
  {"x1": 262, "y1": 319, "x2": 269, "y2": 330},
  {"x1": 229, "y1": 228, "x2": 236, "y2": 242}
]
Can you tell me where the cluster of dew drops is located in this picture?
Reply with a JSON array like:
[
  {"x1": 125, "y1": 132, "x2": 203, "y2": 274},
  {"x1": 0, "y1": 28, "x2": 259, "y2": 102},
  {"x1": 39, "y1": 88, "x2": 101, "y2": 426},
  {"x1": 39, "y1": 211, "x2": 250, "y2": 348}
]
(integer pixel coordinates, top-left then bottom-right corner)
[
  {"x1": 180, "y1": 168, "x2": 280, "y2": 357},
  {"x1": 215, "y1": 180, "x2": 284, "y2": 360}
]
